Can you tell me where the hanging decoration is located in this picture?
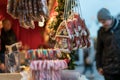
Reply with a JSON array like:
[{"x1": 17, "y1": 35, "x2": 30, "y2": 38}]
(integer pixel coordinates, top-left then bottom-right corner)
[
  {"x1": 48, "y1": 0, "x2": 81, "y2": 70},
  {"x1": 7, "y1": 0, "x2": 49, "y2": 29},
  {"x1": 47, "y1": 0, "x2": 76, "y2": 48},
  {"x1": 55, "y1": 20, "x2": 72, "y2": 53},
  {"x1": 54, "y1": 0, "x2": 91, "y2": 53}
]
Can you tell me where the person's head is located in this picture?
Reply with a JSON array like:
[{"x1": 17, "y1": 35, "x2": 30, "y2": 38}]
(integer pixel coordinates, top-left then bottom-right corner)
[
  {"x1": 2, "y1": 19, "x2": 12, "y2": 31},
  {"x1": 0, "y1": 15, "x2": 4, "y2": 30},
  {"x1": 97, "y1": 8, "x2": 113, "y2": 28}
]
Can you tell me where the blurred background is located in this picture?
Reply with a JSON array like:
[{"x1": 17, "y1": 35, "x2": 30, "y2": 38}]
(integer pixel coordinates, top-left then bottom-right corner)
[
  {"x1": 74, "y1": 0, "x2": 120, "y2": 80},
  {"x1": 1, "y1": 0, "x2": 120, "y2": 80},
  {"x1": 80, "y1": 0, "x2": 120, "y2": 38}
]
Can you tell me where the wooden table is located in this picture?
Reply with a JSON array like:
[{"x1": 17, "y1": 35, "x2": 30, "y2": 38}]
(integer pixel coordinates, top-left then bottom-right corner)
[{"x1": 0, "y1": 73, "x2": 22, "y2": 80}]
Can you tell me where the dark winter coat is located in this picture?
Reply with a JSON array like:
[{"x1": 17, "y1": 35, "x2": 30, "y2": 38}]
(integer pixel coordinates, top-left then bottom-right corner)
[
  {"x1": 0, "y1": 28, "x2": 17, "y2": 54},
  {"x1": 96, "y1": 18, "x2": 120, "y2": 75}
]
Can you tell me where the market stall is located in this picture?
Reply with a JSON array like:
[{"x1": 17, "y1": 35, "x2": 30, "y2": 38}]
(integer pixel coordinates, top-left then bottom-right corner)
[{"x1": 0, "y1": 0, "x2": 90, "y2": 80}]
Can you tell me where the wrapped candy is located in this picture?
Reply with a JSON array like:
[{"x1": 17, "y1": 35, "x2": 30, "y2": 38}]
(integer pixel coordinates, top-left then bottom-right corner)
[
  {"x1": 66, "y1": 19, "x2": 75, "y2": 40},
  {"x1": 73, "y1": 18, "x2": 81, "y2": 37},
  {"x1": 55, "y1": 12, "x2": 91, "y2": 51},
  {"x1": 7, "y1": 0, "x2": 49, "y2": 29},
  {"x1": 55, "y1": 20, "x2": 73, "y2": 53},
  {"x1": 5, "y1": 42, "x2": 22, "y2": 73},
  {"x1": 41, "y1": 0, "x2": 49, "y2": 18},
  {"x1": 56, "y1": 21, "x2": 69, "y2": 36},
  {"x1": 12, "y1": 0, "x2": 19, "y2": 18},
  {"x1": 7, "y1": 0, "x2": 14, "y2": 17},
  {"x1": 55, "y1": 37, "x2": 72, "y2": 53},
  {"x1": 25, "y1": 49, "x2": 64, "y2": 60},
  {"x1": 30, "y1": 60, "x2": 68, "y2": 80},
  {"x1": 73, "y1": 37, "x2": 80, "y2": 50}
]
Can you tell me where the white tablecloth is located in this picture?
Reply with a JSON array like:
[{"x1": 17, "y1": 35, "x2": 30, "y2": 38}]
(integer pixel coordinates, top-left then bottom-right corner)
[{"x1": 61, "y1": 70, "x2": 88, "y2": 80}]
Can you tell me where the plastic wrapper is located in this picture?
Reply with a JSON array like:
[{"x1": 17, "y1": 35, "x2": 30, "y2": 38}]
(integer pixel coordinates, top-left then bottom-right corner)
[
  {"x1": 66, "y1": 19, "x2": 75, "y2": 40},
  {"x1": 30, "y1": 60, "x2": 67, "y2": 80},
  {"x1": 55, "y1": 13, "x2": 91, "y2": 50},
  {"x1": 5, "y1": 42, "x2": 22, "y2": 73},
  {"x1": 25, "y1": 49, "x2": 62, "y2": 60},
  {"x1": 73, "y1": 37, "x2": 80, "y2": 50},
  {"x1": 41, "y1": 0, "x2": 49, "y2": 18},
  {"x1": 55, "y1": 37, "x2": 72, "y2": 53},
  {"x1": 12, "y1": 0, "x2": 19, "y2": 19},
  {"x1": 7, "y1": 0, "x2": 14, "y2": 16},
  {"x1": 5, "y1": 51, "x2": 20, "y2": 73}
]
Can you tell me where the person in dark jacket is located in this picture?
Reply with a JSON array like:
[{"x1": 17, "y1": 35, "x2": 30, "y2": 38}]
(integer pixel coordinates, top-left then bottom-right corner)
[
  {"x1": 0, "y1": 19, "x2": 17, "y2": 73},
  {"x1": 96, "y1": 8, "x2": 120, "y2": 80},
  {"x1": 1, "y1": 19, "x2": 17, "y2": 53}
]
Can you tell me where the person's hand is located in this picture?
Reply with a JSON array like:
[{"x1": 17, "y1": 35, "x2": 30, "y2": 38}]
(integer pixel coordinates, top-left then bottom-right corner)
[
  {"x1": 98, "y1": 68, "x2": 103, "y2": 75},
  {"x1": 86, "y1": 58, "x2": 91, "y2": 64}
]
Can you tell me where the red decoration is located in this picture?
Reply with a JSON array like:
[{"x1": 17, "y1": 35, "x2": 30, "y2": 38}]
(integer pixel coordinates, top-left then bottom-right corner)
[{"x1": 0, "y1": 0, "x2": 45, "y2": 49}]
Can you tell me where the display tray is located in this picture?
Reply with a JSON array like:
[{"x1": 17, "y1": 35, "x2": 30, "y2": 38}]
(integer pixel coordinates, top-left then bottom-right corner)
[{"x1": 0, "y1": 73, "x2": 22, "y2": 80}]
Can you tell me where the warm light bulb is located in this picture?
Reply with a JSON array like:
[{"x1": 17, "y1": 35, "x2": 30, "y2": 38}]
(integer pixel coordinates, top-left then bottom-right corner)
[{"x1": 38, "y1": 21, "x2": 44, "y2": 27}]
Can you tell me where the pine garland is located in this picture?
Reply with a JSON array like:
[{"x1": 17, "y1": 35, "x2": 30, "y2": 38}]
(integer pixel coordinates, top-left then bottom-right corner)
[
  {"x1": 49, "y1": 0, "x2": 76, "y2": 70},
  {"x1": 49, "y1": 0, "x2": 64, "y2": 31}
]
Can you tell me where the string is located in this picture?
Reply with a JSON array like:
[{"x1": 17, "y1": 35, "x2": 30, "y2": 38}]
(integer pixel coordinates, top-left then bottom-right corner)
[
  {"x1": 70, "y1": 0, "x2": 72, "y2": 16},
  {"x1": 72, "y1": 0, "x2": 76, "y2": 18},
  {"x1": 78, "y1": 0, "x2": 83, "y2": 18},
  {"x1": 63, "y1": 0, "x2": 67, "y2": 20},
  {"x1": 74, "y1": 0, "x2": 77, "y2": 14},
  {"x1": 66, "y1": 0, "x2": 69, "y2": 20}
]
